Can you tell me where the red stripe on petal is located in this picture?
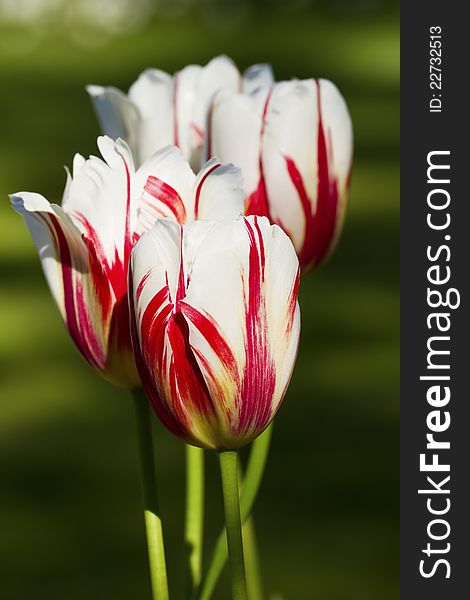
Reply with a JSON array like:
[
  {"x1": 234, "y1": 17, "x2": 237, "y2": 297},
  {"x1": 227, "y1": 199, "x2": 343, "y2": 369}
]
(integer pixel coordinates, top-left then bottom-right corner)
[
  {"x1": 245, "y1": 91, "x2": 273, "y2": 221},
  {"x1": 74, "y1": 214, "x2": 127, "y2": 300},
  {"x1": 144, "y1": 176, "x2": 187, "y2": 223},
  {"x1": 136, "y1": 270, "x2": 151, "y2": 303},
  {"x1": 283, "y1": 156, "x2": 315, "y2": 267},
  {"x1": 131, "y1": 261, "x2": 217, "y2": 442},
  {"x1": 81, "y1": 234, "x2": 113, "y2": 320},
  {"x1": 285, "y1": 81, "x2": 340, "y2": 270},
  {"x1": 118, "y1": 151, "x2": 133, "y2": 268},
  {"x1": 289, "y1": 267, "x2": 300, "y2": 329},
  {"x1": 194, "y1": 162, "x2": 220, "y2": 219},
  {"x1": 175, "y1": 225, "x2": 187, "y2": 307},
  {"x1": 129, "y1": 270, "x2": 189, "y2": 437},
  {"x1": 180, "y1": 301, "x2": 239, "y2": 382},
  {"x1": 191, "y1": 122, "x2": 204, "y2": 148},
  {"x1": 245, "y1": 175, "x2": 272, "y2": 220},
  {"x1": 166, "y1": 311, "x2": 216, "y2": 417},
  {"x1": 75, "y1": 281, "x2": 107, "y2": 365},
  {"x1": 311, "y1": 80, "x2": 340, "y2": 266},
  {"x1": 47, "y1": 214, "x2": 104, "y2": 369},
  {"x1": 73, "y1": 213, "x2": 134, "y2": 368},
  {"x1": 238, "y1": 217, "x2": 276, "y2": 434}
]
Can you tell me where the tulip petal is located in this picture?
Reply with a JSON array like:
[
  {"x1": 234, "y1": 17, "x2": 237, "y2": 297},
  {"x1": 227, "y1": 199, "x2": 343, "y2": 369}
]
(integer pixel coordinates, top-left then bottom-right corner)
[
  {"x1": 260, "y1": 81, "x2": 316, "y2": 253},
  {"x1": 86, "y1": 85, "x2": 140, "y2": 160},
  {"x1": 134, "y1": 146, "x2": 196, "y2": 233},
  {"x1": 173, "y1": 65, "x2": 203, "y2": 163},
  {"x1": 262, "y1": 79, "x2": 352, "y2": 268},
  {"x1": 11, "y1": 192, "x2": 111, "y2": 370},
  {"x1": 128, "y1": 68, "x2": 175, "y2": 163},
  {"x1": 62, "y1": 136, "x2": 138, "y2": 290},
  {"x1": 192, "y1": 158, "x2": 244, "y2": 221},
  {"x1": 182, "y1": 216, "x2": 299, "y2": 445},
  {"x1": 243, "y1": 63, "x2": 274, "y2": 94},
  {"x1": 178, "y1": 56, "x2": 241, "y2": 169},
  {"x1": 130, "y1": 219, "x2": 222, "y2": 446},
  {"x1": 316, "y1": 78, "x2": 353, "y2": 245},
  {"x1": 208, "y1": 88, "x2": 269, "y2": 193},
  {"x1": 191, "y1": 55, "x2": 241, "y2": 132}
]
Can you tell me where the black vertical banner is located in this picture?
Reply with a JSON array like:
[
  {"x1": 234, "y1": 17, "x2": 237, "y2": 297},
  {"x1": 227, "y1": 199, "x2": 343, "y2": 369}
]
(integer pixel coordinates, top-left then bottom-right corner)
[{"x1": 401, "y1": 3, "x2": 469, "y2": 598}]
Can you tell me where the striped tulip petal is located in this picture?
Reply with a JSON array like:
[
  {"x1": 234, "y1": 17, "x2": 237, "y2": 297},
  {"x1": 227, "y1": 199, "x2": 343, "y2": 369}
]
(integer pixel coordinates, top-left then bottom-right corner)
[
  {"x1": 130, "y1": 216, "x2": 300, "y2": 449},
  {"x1": 135, "y1": 146, "x2": 245, "y2": 233},
  {"x1": 135, "y1": 146, "x2": 195, "y2": 233},
  {"x1": 209, "y1": 78, "x2": 353, "y2": 271},
  {"x1": 192, "y1": 157, "x2": 244, "y2": 221},
  {"x1": 10, "y1": 192, "x2": 133, "y2": 386},
  {"x1": 12, "y1": 137, "x2": 245, "y2": 390}
]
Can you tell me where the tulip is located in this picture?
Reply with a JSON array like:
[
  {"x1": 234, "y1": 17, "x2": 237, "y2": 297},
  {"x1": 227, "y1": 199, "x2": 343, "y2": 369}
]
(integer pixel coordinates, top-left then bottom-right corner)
[
  {"x1": 11, "y1": 136, "x2": 244, "y2": 389},
  {"x1": 129, "y1": 215, "x2": 300, "y2": 450},
  {"x1": 87, "y1": 55, "x2": 274, "y2": 169},
  {"x1": 208, "y1": 78, "x2": 353, "y2": 271}
]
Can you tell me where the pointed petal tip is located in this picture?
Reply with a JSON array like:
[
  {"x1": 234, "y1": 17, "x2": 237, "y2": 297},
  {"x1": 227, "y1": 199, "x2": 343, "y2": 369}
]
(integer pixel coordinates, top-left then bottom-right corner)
[
  {"x1": 9, "y1": 191, "x2": 52, "y2": 214},
  {"x1": 244, "y1": 62, "x2": 274, "y2": 78},
  {"x1": 86, "y1": 84, "x2": 106, "y2": 97},
  {"x1": 96, "y1": 134, "x2": 132, "y2": 158},
  {"x1": 209, "y1": 54, "x2": 236, "y2": 66}
]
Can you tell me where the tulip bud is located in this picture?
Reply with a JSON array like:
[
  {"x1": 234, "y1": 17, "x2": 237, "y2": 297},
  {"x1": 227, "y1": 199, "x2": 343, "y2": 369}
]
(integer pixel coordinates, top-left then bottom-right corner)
[
  {"x1": 209, "y1": 78, "x2": 353, "y2": 271},
  {"x1": 11, "y1": 137, "x2": 244, "y2": 389},
  {"x1": 87, "y1": 56, "x2": 274, "y2": 169},
  {"x1": 129, "y1": 215, "x2": 300, "y2": 449}
]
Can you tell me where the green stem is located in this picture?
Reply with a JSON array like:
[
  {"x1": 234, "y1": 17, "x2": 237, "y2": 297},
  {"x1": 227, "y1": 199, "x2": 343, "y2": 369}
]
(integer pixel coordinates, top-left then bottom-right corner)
[
  {"x1": 185, "y1": 444, "x2": 205, "y2": 596},
  {"x1": 243, "y1": 516, "x2": 264, "y2": 600},
  {"x1": 132, "y1": 389, "x2": 169, "y2": 600},
  {"x1": 218, "y1": 450, "x2": 247, "y2": 600},
  {"x1": 194, "y1": 424, "x2": 273, "y2": 600}
]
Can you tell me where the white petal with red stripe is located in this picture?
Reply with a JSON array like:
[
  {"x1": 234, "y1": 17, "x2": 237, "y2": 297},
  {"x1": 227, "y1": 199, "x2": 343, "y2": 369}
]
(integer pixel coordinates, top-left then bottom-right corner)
[
  {"x1": 183, "y1": 216, "x2": 300, "y2": 444},
  {"x1": 62, "y1": 136, "x2": 138, "y2": 271},
  {"x1": 192, "y1": 157, "x2": 244, "y2": 222},
  {"x1": 316, "y1": 79, "x2": 353, "y2": 236},
  {"x1": 261, "y1": 80, "x2": 315, "y2": 252},
  {"x1": 262, "y1": 78, "x2": 353, "y2": 268},
  {"x1": 135, "y1": 146, "x2": 195, "y2": 233},
  {"x1": 11, "y1": 192, "x2": 112, "y2": 373}
]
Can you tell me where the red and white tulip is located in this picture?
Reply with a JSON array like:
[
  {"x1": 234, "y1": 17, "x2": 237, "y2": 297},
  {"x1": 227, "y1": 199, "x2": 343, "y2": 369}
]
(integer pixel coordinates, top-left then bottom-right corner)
[
  {"x1": 87, "y1": 56, "x2": 274, "y2": 169},
  {"x1": 129, "y1": 215, "x2": 300, "y2": 449},
  {"x1": 11, "y1": 136, "x2": 244, "y2": 389},
  {"x1": 208, "y1": 78, "x2": 353, "y2": 271}
]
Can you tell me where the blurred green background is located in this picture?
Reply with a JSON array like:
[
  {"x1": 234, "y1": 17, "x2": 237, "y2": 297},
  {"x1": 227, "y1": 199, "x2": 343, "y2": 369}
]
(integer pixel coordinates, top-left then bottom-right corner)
[{"x1": 0, "y1": 1, "x2": 399, "y2": 598}]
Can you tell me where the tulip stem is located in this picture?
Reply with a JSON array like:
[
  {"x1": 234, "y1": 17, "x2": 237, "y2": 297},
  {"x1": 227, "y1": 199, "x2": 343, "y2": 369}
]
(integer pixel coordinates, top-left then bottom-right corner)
[
  {"x1": 194, "y1": 424, "x2": 273, "y2": 600},
  {"x1": 132, "y1": 389, "x2": 169, "y2": 600},
  {"x1": 185, "y1": 444, "x2": 205, "y2": 595},
  {"x1": 218, "y1": 449, "x2": 248, "y2": 600}
]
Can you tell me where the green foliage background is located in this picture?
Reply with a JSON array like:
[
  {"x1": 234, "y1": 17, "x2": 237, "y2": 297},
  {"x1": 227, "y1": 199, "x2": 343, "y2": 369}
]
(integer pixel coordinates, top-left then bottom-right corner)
[{"x1": 0, "y1": 1, "x2": 399, "y2": 598}]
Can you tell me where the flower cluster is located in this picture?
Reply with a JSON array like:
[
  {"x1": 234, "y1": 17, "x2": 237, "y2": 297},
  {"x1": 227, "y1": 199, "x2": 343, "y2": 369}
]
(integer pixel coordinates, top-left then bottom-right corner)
[{"x1": 12, "y1": 55, "x2": 352, "y2": 449}]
